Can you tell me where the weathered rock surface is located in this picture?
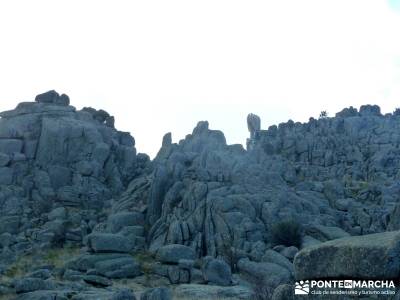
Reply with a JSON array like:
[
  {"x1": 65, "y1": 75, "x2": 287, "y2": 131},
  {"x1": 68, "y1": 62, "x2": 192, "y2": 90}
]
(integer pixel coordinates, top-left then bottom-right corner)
[
  {"x1": 0, "y1": 91, "x2": 150, "y2": 272},
  {"x1": 173, "y1": 283, "x2": 254, "y2": 299},
  {"x1": 238, "y1": 258, "x2": 292, "y2": 289},
  {"x1": 140, "y1": 287, "x2": 171, "y2": 300},
  {"x1": 156, "y1": 244, "x2": 196, "y2": 264},
  {"x1": 294, "y1": 230, "x2": 400, "y2": 280},
  {"x1": 87, "y1": 233, "x2": 134, "y2": 253},
  {"x1": 14, "y1": 277, "x2": 54, "y2": 293},
  {"x1": 262, "y1": 249, "x2": 294, "y2": 274},
  {"x1": 3, "y1": 94, "x2": 400, "y2": 298}
]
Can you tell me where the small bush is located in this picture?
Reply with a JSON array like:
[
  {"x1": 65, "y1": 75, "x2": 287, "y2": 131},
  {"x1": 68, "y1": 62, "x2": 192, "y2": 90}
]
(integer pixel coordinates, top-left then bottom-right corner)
[
  {"x1": 220, "y1": 233, "x2": 241, "y2": 273},
  {"x1": 133, "y1": 251, "x2": 155, "y2": 286},
  {"x1": 4, "y1": 247, "x2": 81, "y2": 279},
  {"x1": 319, "y1": 111, "x2": 328, "y2": 119},
  {"x1": 270, "y1": 220, "x2": 302, "y2": 248},
  {"x1": 249, "y1": 276, "x2": 272, "y2": 300}
]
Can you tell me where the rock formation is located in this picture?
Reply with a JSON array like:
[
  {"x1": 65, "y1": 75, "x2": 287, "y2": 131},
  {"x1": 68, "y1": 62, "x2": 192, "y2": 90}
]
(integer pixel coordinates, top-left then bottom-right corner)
[{"x1": 2, "y1": 91, "x2": 400, "y2": 299}]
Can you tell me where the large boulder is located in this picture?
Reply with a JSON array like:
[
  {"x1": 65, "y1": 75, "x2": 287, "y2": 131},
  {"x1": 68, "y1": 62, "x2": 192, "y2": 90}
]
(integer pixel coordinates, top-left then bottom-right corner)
[
  {"x1": 94, "y1": 256, "x2": 141, "y2": 278},
  {"x1": 156, "y1": 244, "x2": 196, "y2": 264},
  {"x1": 262, "y1": 250, "x2": 294, "y2": 274},
  {"x1": 87, "y1": 233, "x2": 134, "y2": 253},
  {"x1": 247, "y1": 113, "x2": 261, "y2": 139},
  {"x1": 66, "y1": 253, "x2": 131, "y2": 272},
  {"x1": 237, "y1": 258, "x2": 291, "y2": 289},
  {"x1": 35, "y1": 90, "x2": 70, "y2": 106},
  {"x1": 306, "y1": 225, "x2": 350, "y2": 242},
  {"x1": 202, "y1": 258, "x2": 232, "y2": 286},
  {"x1": 107, "y1": 212, "x2": 144, "y2": 233},
  {"x1": 294, "y1": 231, "x2": 400, "y2": 280},
  {"x1": 13, "y1": 278, "x2": 54, "y2": 293}
]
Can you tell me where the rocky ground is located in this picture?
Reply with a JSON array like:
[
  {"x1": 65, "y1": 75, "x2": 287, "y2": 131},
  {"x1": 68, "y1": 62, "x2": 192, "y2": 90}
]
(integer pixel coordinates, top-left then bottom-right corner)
[{"x1": 1, "y1": 91, "x2": 400, "y2": 299}]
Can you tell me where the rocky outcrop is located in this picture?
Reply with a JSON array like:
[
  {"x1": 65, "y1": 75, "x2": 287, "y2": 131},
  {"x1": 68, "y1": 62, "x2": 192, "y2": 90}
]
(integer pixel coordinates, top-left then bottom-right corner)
[
  {"x1": 0, "y1": 91, "x2": 150, "y2": 299},
  {"x1": 123, "y1": 119, "x2": 341, "y2": 264},
  {"x1": 3, "y1": 93, "x2": 400, "y2": 299},
  {"x1": 0, "y1": 91, "x2": 149, "y2": 254},
  {"x1": 294, "y1": 230, "x2": 400, "y2": 280}
]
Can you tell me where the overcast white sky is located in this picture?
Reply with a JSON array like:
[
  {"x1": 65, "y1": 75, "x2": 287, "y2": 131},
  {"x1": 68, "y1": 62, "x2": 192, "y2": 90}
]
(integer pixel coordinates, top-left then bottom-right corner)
[{"x1": 0, "y1": 1, "x2": 400, "y2": 157}]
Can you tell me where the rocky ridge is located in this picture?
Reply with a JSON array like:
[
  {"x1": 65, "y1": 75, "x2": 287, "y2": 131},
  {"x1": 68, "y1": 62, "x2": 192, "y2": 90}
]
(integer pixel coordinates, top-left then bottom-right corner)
[{"x1": 1, "y1": 92, "x2": 400, "y2": 299}]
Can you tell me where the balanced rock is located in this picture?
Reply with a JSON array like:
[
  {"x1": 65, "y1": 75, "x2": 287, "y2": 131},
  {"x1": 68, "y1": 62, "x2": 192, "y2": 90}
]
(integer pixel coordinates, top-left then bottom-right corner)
[{"x1": 35, "y1": 90, "x2": 70, "y2": 106}]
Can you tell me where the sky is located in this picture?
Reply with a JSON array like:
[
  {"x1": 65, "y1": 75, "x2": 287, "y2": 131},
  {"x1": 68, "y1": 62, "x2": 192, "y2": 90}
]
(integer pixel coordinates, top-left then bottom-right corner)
[{"x1": 0, "y1": 1, "x2": 400, "y2": 158}]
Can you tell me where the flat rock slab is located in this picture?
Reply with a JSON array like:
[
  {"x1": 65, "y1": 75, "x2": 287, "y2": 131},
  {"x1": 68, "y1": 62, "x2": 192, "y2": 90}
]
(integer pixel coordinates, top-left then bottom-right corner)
[
  {"x1": 237, "y1": 258, "x2": 291, "y2": 289},
  {"x1": 94, "y1": 256, "x2": 141, "y2": 278},
  {"x1": 70, "y1": 289, "x2": 135, "y2": 300},
  {"x1": 306, "y1": 225, "x2": 350, "y2": 241},
  {"x1": 173, "y1": 284, "x2": 254, "y2": 300},
  {"x1": 82, "y1": 275, "x2": 112, "y2": 287},
  {"x1": 156, "y1": 244, "x2": 196, "y2": 264},
  {"x1": 87, "y1": 233, "x2": 133, "y2": 253},
  {"x1": 15, "y1": 291, "x2": 70, "y2": 300},
  {"x1": 294, "y1": 230, "x2": 400, "y2": 280}
]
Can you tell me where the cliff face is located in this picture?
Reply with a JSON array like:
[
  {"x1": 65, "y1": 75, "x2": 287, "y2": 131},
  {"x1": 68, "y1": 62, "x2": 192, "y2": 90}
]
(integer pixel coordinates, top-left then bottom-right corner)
[
  {"x1": 122, "y1": 105, "x2": 400, "y2": 257},
  {"x1": 0, "y1": 90, "x2": 149, "y2": 250},
  {"x1": 250, "y1": 105, "x2": 400, "y2": 233},
  {"x1": 1, "y1": 92, "x2": 400, "y2": 299}
]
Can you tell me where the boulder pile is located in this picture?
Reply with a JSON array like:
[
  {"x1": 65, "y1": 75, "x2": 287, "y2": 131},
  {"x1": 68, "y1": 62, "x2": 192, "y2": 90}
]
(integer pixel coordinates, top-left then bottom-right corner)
[{"x1": 2, "y1": 91, "x2": 400, "y2": 299}]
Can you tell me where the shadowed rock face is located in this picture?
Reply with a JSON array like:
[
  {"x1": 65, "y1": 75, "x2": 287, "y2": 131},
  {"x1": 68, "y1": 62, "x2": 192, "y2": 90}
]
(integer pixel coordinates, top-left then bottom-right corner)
[
  {"x1": 3, "y1": 94, "x2": 400, "y2": 298},
  {"x1": 0, "y1": 91, "x2": 150, "y2": 251}
]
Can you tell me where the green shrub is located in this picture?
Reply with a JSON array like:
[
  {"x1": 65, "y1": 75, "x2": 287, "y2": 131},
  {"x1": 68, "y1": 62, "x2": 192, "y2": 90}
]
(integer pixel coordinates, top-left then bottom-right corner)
[{"x1": 270, "y1": 219, "x2": 303, "y2": 248}]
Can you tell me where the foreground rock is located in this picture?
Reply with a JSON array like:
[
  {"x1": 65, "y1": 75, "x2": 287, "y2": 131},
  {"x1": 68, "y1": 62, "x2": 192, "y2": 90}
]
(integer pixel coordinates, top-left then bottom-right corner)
[
  {"x1": 14, "y1": 289, "x2": 136, "y2": 300},
  {"x1": 14, "y1": 277, "x2": 55, "y2": 293},
  {"x1": 294, "y1": 230, "x2": 400, "y2": 280},
  {"x1": 202, "y1": 257, "x2": 232, "y2": 286},
  {"x1": 238, "y1": 258, "x2": 291, "y2": 289},
  {"x1": 5, "y1": 93, "x2": 400, "y2": 298},
  {"x1": 173, "y1": 284, "x2": 254, "y2": 300},
  {"x1": 140, "y1": 287, "x2": 171, "y2": 300}
]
